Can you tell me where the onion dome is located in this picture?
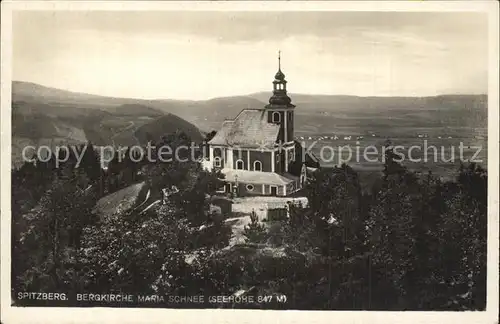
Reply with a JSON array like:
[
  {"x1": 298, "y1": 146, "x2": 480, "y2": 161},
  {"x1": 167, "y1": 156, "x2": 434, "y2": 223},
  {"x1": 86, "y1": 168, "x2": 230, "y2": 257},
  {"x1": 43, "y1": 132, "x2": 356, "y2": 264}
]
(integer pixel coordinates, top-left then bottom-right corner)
[
  {"x1": 274, "y1": 69, "x2": 285, "y2": 81},
  {"x1": 266, "y1": 50, "x2": 295, "y2": 108}
]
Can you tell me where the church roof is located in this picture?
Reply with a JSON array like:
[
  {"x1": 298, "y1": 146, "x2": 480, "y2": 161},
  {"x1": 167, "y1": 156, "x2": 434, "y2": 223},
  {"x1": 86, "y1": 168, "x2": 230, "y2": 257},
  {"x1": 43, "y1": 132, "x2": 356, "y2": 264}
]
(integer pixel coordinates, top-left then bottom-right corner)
[
  {"x1": 220, "y1": 168, "x2": 298, "y2": 186},
  {"x1": 208, "y1": 109, "x2": 280, "y2": 149},
  {"x1": 267, "y1": 92, "x2": 293, "y2": 106}
]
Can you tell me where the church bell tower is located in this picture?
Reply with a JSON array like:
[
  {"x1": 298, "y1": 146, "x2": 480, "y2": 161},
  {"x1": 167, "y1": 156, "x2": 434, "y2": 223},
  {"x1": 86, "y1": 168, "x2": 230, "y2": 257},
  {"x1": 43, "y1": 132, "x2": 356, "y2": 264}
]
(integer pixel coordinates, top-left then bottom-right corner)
[{"x1": 266, "y1": 51, "x2": 295, "y2": 144}]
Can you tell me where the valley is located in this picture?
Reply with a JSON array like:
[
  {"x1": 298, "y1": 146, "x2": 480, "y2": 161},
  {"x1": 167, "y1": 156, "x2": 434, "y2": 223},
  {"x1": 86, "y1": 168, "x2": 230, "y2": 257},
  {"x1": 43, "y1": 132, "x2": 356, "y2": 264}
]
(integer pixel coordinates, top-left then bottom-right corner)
[{"x1": 11, "y1": 81, "x2": 488, "y2": 187}]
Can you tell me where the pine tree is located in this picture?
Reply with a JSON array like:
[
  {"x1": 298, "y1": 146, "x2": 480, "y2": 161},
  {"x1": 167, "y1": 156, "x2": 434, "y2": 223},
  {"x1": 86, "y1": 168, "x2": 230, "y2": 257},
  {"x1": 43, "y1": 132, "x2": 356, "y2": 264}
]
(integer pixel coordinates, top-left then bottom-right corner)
[
  {"x1": 14, "y1": 173, "x2": 97, "y2": 293},
  {"x1": 243, "y1": 211, "x2": 267, "y2": 244}
]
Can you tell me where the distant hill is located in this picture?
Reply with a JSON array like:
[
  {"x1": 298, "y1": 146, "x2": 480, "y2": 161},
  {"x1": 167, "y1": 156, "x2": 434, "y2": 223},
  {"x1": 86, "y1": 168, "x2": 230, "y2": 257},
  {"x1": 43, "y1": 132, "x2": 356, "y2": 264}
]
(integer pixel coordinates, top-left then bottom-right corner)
[
  {"x1": 12, "y1": 81, "x2": 165, "y2": 115},
  {"x1": 106, "y1": 104, "x2": 164, "y2": 117},
  {"x1": 11, "y1": 82, "x2": 204, "y2": 167},
  {"x1": 248, "y1": 91, "x2": 487, "y2": 135},
  {"x1": 13, "y1": 81, "x2": 488, "y2": 133},
  {"x1": 12, "y1": 81, "x2": 264, "y2": 132},
  {"x1": 134, "y1": 114, "x2": 204, "y2": 145},
  {"x1": 249, "y1": 91, "x2": 487, "y2": 113},
  {"x1": 13, "y1": 81, "x2": 134, "y2": 107}
]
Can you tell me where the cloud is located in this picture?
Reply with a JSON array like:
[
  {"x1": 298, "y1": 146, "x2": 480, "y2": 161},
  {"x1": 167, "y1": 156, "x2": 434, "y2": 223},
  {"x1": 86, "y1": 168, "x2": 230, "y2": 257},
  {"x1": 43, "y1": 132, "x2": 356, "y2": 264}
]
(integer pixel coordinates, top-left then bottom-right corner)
[
  {"x1": 14, "y1": 11, "x2": 487, "y2": 43},
  {"x1": 12, "y1": 11, "x2": 489, "y2": 99}
]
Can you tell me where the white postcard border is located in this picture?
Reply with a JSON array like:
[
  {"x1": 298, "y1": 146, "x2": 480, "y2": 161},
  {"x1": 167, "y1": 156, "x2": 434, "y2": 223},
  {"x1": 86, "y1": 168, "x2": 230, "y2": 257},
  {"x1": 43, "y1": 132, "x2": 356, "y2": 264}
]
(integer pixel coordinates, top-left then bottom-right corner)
[{"x1": 1, "y1": 1, "x2": 498, "y2": 324}]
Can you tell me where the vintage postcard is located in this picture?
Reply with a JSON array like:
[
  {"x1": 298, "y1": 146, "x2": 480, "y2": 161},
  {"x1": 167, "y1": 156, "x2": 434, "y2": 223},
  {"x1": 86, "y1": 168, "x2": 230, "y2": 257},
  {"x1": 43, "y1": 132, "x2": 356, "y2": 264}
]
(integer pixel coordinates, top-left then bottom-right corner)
[{"x1": 1, "y1": 1, "x2": 499, "y2": 324}]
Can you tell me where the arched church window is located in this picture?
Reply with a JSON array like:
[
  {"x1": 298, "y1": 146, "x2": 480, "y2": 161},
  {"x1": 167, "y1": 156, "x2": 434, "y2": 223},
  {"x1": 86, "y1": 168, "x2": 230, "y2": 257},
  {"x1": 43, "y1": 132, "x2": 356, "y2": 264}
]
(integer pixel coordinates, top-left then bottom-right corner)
[
  {"x1": 254, "y1": 160, "x2": 262, "y2": 171},
  {"x1": 272, "y1": 112, "x2": 281, "y2": 123},
  {"x1": 214, "y1": 157, "x2": 222, "y2": 167},
  {"x1": 236, "y1": 159, "x2": 244, "y2": 170}
]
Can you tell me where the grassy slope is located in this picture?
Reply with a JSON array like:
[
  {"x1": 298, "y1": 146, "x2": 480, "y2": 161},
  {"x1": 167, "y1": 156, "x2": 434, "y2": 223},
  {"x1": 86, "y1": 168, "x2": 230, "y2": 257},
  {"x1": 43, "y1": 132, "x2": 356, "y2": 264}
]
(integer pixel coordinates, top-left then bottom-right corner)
[{"x1": 93, "y1": 182, "x2": 146, "y2": 219}]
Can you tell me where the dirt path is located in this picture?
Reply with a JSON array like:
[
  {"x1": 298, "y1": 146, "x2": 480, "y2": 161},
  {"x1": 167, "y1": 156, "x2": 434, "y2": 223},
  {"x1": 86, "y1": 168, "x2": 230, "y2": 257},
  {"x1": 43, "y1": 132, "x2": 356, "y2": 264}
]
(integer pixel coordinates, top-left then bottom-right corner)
[
  {"x1": 100, "y1": 120, "x2": 138, "y2": 147},
  {"x1": 224, "y1": 216, "x2": 251, "y2": 246}
]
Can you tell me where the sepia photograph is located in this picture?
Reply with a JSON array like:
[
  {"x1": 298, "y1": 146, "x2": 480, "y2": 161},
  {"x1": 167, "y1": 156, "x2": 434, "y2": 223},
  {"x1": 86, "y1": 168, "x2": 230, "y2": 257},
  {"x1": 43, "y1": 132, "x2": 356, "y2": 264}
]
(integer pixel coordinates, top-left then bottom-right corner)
[{"x1": 1, "y1": 1, "x2": 498, "y2": 324}]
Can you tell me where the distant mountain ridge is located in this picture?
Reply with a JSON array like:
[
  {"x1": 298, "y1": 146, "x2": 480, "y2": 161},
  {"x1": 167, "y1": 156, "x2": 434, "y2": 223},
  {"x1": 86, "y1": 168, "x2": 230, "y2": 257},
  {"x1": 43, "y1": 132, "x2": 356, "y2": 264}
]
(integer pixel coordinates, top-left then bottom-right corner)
[
  {"x1": 13, "y1": 80, "x2": 487, "y2": 107},
  {"x1": 12, "y1": 80, "x2": 487, "y2": 131},
  {"x1": 11, "y1": 80, "x2": 488, "y2": 133},
  {"x1": 12, "y1": 81, "x2": 152, "y2": 106},
  {"x1": 248, "y1": 91, "x2": 487, "y2": 112}
]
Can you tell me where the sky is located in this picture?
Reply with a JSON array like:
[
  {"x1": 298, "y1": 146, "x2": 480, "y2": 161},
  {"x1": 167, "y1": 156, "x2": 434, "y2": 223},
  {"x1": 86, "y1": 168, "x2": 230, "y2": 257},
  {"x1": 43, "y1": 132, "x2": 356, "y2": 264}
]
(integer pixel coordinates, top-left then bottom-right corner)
[{"x1": 12, "y1": 11, "x2": 488, "y2": 100}]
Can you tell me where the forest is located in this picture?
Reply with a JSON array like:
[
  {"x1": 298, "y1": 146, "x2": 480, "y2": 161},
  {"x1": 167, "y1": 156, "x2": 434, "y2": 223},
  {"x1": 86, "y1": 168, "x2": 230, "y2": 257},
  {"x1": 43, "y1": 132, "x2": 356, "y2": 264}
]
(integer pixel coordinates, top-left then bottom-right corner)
[{"x1": 11, "y1": 132, "x2": 487, "y2": 310}]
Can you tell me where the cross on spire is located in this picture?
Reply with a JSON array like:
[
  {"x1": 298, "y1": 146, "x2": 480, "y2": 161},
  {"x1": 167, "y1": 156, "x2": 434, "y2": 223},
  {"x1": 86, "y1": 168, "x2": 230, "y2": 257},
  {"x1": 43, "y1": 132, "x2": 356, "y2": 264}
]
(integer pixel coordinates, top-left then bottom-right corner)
[{"x1": 278, "y1": 50, "x2": 281, "y2": 70}]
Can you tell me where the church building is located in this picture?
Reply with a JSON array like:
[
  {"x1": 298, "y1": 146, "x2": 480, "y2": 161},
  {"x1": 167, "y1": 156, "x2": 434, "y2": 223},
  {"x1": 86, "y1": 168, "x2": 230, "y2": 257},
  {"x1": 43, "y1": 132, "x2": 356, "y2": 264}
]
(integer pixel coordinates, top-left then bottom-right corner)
[{"x1": 207, "y1": 54, "x2": 317, "y2": 197}]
